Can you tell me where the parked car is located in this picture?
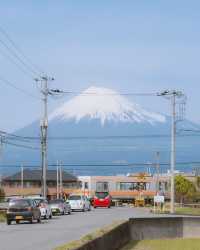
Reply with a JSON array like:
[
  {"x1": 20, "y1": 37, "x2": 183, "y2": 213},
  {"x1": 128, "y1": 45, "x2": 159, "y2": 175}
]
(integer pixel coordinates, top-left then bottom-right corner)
[
  {"x1": 93, "y1": 192, "x2": 111, "y2": 208},
  {"x1": 32, "y1": 198, "x2": 52, "y2": 219},
  {"x1": 6, "y1": 198, "x2": 41, "y2": 225},
  {"x1": 49, "y1": 199, "x2": 71, "y2": 215},
  {"x1": 68, "y1": 195, "x2": 91, "y2": 212}
]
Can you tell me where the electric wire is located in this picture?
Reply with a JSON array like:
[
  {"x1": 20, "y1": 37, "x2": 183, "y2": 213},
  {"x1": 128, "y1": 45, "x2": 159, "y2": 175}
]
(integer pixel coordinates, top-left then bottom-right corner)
[
  {"x1": 0, "y1": 26, "x2": 44, "y2": 76},
  {"x1": 51, "y1": 89, "x2": 158, "y2": 97},
  {"x1": 0, "y1": 46, "x2": 36, "y2": 79},
  {"x1": 0, "y1": 38, "x2": 39, "y2": 78},
  {"x1": 3, "y1": 141, "x2": 40, "y2": 150},
  {"x1": 0, "y1": 75, "x2": 39, "y2": 100}
]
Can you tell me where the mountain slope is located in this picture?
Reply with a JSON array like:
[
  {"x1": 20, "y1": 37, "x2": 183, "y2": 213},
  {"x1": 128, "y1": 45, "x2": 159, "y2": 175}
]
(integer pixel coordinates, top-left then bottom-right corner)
[
  {"x1": 49, "y1": 86, "x2": 166, "y2": 125},
  {"x1": 1, "y1": 86, "x2": 200, "y2": 175}
]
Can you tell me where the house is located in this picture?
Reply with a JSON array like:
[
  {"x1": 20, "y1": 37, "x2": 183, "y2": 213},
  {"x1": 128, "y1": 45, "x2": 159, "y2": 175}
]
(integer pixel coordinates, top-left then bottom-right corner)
[{"x1": 2, "y1": 168, "x2": 80, "y2": 199}]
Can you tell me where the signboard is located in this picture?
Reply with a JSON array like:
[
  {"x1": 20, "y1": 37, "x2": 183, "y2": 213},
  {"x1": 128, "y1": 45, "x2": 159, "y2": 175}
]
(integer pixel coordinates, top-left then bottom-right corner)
[{"x1": 154, "y1": 195, "x2": 165, "y2": 203}]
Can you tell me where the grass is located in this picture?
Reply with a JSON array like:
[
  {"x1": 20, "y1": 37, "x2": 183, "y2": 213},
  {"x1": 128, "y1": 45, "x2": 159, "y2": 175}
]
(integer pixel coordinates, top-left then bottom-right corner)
[
  {"x1": 122, "y1": 239, "x2": 200, "y2": 250},
  {"x1": 0, "y1": 211, "x2": 6, "y2": 222},
  {"x1": 151, "y1": 204, "x2": 200, "y2": 216},
  {"x1": 175, "y1": 207, "x2": 200, "y2": 216},
  {"x1": 54, "y1": 220, "x2": 125, "y2": 250}
]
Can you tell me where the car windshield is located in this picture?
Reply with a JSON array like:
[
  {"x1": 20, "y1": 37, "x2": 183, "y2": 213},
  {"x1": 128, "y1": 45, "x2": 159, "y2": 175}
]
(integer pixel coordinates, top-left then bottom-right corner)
[
  {"x1": 49, "y1": 199, "x2": 63, "y2": 204},
  {"x1": 95, "y1": 192, "x2": 109, "y2": 199},
  {"x1": 34, "y1": 199, "x2": 45, "y2": 205},
  {"x1": 68, "y1": 195, "x2": 81, "y2": 200},
  {"x1": 9, "y1": 199, "x2": 31, "y2": 207}
]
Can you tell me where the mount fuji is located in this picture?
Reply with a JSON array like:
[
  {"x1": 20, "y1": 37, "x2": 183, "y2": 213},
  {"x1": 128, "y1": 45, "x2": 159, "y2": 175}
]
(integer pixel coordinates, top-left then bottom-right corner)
[
  {"x1": 49, "y1": 86, "x2": 166, "y2": 126},
  {"x1": 2, "y1": 86, "x2": 200, "y2": 175}
]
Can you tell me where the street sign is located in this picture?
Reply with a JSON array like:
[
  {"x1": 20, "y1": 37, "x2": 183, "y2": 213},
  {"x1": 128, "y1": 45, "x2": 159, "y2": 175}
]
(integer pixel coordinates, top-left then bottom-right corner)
[{"x1": 154, "y1": 195, "x2": 165, "y2": 203}]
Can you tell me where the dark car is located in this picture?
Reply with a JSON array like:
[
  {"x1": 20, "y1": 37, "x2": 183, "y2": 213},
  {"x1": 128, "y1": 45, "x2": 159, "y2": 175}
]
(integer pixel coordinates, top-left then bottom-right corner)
[
  {"x1": 93, "y1": 192, "x2": 112, "y2": 208},
  {"x1": 6, "y1": 198, "x2": 41, "y2": 225}
]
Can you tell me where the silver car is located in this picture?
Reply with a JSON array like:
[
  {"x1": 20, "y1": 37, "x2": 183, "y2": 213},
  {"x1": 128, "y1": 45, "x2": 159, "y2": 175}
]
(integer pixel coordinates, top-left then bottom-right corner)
[
  {"x1": 33, "y1": 198, "x2": 52, "y2": 219},
  {"x1": 49, "y1": 199, "x2": 71, "y2": 215},
  {"x1": 68, "y1": 195, "x2": 91, "y2": 212}
]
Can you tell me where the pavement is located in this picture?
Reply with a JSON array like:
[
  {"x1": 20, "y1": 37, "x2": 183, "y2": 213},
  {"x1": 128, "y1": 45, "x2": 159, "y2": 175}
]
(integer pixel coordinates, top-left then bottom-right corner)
[{"x1": 0, "y1": 207, "x2": 155, "y2": 250}]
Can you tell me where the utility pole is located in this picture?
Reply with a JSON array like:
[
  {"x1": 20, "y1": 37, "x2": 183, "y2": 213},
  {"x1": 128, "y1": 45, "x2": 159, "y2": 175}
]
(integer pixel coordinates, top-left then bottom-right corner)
[
  {"x1": 0, "y1": 136, "x2": 4, "y2": 188},
  {"x1": 59, "y1": 162, "x2": 63, "y2": 199},
  {"x1": 21, "y1": 164, "x2": 24, "y2": 191},
  {"x1": 35, "y1": 76, "x2": 54, "y2": 198},
  {"x1": 56, "y1": 160, "x2": 59, "y2": 199},
  {"x1": 158, "y1": 90, "x2": 185, "y2": 214},
  {"x1": 170, "y1": 93, "x2": 176, "y2": 213},
  {"x1": 156, "y1": 152, "x2": 160, "y2": 195}
]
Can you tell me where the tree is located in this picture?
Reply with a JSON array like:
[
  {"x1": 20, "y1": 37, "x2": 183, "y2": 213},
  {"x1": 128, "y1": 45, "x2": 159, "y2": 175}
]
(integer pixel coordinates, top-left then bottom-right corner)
[
  {"x1": 175, "y1": 175, "x2": 196, "y2": 205},
  {"x1": 196, "y1": 176, "x2": 200, "y2": 189},
  {"x1": 0, "y1": 187, "x2": 5, "y2": 202}
]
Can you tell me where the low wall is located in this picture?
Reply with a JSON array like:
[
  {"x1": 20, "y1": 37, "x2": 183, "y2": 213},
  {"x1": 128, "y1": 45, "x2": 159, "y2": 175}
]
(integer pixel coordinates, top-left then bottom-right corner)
[
  {"x1": 55, "y1": 221, "x2": 130, "y2": 250},
  {"x1": 129, "y1": 217, "x2": 200, "y2": 240},
  {"x1": 55, "y1": 216, "x2": 200, "y2": 250},
  {"x1": 77, "y1": 222, "x2": 130, "y2": 250}
]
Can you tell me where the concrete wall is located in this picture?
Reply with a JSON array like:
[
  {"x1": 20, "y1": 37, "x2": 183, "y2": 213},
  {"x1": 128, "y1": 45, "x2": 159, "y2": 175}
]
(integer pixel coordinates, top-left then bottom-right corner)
[
  {"x1": 61, "y1": 217, "x2": 200, "y2": 250},
  {"x1": 70, "y1": 221, "x2": 130, "y2": 250},
  {"x1": 129, "y1": 217, "x2": 200, "y2": 240},
  {"x1": 183, "y1": 217, "x2": 200, "y2": 238}
]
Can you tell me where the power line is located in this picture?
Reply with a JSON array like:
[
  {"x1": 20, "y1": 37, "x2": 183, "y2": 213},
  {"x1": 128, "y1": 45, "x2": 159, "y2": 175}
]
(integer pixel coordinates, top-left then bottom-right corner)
[
  {"x1": 51, "y1": 89, "x2": 157, "y2": 96},
  {"x1": 0, "y1": 46, "x2": 36, "y2": 78},
  {"x1": 0, "y1": 161, "x2": 199, "y2": 168},
  {"x1": 0, "y1": 75, "x2": 39, "y2": 100},
  {"x1": 1, "y1": 133, "x2": 200, "y2": 141},
  {"x1": 4, "y1": 141, "x2": 39, "y2": 150},
  {"x1": 0, "y1": 26, "x2": 44, "y2": 75},
  {"x1": 0, "y1": 38, "x2": 39, "y2": 78}
]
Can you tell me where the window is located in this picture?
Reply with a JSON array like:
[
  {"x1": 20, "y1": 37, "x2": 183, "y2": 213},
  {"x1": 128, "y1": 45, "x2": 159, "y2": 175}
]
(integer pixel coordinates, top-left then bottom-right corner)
[
  {"x1": 68, "y1": 195, "x2": 81, "y2": 200},
  {"x1": 96, "y1": 182, "x2": 109, "y2": 192},
  {"x1": 116, "y1": 182, "x2": 147, "y2": 191},
  {"x1": 84, "y1": 182, "x2": 88, "y2": 189},
  {"x1": 24, "y1": 182, "x2": 31, "y2": 188}
]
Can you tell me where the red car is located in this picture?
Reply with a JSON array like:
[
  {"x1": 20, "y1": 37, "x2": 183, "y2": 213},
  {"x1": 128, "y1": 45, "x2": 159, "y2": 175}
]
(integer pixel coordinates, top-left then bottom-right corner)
[{"x1": 93, "y1": 192, "x2": 111, "y2": 208}]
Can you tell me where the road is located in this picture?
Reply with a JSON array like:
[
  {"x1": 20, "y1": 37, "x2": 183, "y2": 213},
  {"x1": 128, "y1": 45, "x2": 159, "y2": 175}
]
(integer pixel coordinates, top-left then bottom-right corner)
[{"x1": 0, "y1": 207, "x2": 153, "y2": 250}]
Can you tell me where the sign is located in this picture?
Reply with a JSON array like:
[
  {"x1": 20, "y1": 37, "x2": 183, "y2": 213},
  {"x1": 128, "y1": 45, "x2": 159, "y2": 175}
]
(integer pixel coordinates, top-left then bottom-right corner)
[{"x1": 154, "y1": 195, "x2": 165, "y2": 203}]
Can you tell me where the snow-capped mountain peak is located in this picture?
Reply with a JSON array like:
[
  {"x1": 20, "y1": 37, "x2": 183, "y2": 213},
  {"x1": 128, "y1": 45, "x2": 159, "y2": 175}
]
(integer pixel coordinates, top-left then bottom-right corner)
[{"x1": 49, "y1": 86, "x2": 166, "y2": 125}]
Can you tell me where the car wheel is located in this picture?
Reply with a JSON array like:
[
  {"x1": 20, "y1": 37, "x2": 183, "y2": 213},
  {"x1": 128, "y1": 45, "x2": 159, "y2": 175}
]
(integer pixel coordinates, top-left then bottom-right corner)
[
  {"x1": 7, "y1": 219, "x2": 11, "y2": 225},
  {"x1": 88, "y1": 205, "x2": 91, "y2": 211},
  {"x1": 37, "y1": 216, "x2": 41, "y2": 223},
  {"x1": 68, "y1": 210, "x2": 71, "y2": 215},
  {"x1": 16, "y1": 220, "x2": 20, "y2": 224},
  {"x1": 30, "y1": 216, "x2": 34, "y2": 224},
  {"x1": 49, "y1": 213, "x2": 52, "y2": 219}
]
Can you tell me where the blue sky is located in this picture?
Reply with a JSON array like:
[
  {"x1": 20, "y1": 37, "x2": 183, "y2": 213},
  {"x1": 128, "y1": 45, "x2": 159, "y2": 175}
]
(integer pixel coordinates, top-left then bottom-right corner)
[{"x1": 0, "y1": 0, "x2": 199, "y2": 131}]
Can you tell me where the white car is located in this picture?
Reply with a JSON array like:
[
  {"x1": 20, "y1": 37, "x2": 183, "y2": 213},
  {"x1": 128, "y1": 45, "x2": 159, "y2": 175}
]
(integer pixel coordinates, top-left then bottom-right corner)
[
  {"x1": 68, "y1": 195, "x2": 91, "y2": 212},
  {"x1": 33, "y1": 198, "x2": 52, "y2": 219},
  {"x1": 49, "y1": 199, "x2": 71, "y2": 215}
]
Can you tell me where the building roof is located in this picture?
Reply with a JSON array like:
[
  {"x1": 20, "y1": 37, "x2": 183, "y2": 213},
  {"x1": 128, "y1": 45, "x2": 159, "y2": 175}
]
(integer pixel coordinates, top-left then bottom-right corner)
[{"x1": 3, "y1": 169, "x2": 77, "y2": 182}]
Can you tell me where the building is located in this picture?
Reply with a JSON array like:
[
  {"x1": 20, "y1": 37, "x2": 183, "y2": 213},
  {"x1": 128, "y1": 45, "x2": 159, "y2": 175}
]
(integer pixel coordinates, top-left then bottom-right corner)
[
  {"x1": 78, "y1": 174, "x2": 159, "y2": 202},
  {"x1": 2, "y1": 169, "x2": 197, "y2": 203},
  {"x1": 2, "y1": 169, "x2": 80, "y2": 199}
]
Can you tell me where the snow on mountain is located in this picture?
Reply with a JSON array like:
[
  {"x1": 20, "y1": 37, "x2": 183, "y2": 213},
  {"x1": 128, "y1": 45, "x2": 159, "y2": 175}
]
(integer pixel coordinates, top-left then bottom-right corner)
[{"x1": 49, "y1": 86, "x2": 166, "y2": 125}]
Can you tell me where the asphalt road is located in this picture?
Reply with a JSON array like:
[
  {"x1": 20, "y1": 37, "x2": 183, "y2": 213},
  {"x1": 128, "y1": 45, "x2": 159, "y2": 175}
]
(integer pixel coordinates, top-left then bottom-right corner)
[{"x1": 0, "y1": 207, "x2": 153, "y2": 250}]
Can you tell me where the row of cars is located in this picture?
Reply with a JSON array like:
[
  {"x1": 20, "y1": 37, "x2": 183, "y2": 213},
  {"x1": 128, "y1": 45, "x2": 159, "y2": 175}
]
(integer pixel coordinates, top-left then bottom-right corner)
[{"x1": 6, "y1": 193, "x2": 108, "y2": 225}]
